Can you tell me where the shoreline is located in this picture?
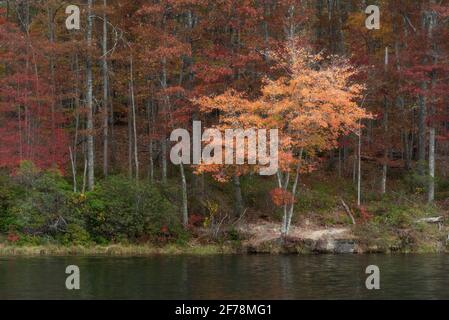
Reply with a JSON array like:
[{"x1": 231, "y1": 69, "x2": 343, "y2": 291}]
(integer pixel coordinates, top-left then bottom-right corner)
[
  {"x1": 1, "y1": 241, "x2": 447, "y2": 257},
  {"x1": 1, "y1": 219, "x2": 447, "y2": 257},
  {"x1": 0, "y1": 244, "x2": 237, "y2": 257}
]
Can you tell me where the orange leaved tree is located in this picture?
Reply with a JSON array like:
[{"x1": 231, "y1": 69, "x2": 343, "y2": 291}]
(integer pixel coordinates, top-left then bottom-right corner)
[{"x1": 195, "y1": 41, "x2": 371, "y2": 236}]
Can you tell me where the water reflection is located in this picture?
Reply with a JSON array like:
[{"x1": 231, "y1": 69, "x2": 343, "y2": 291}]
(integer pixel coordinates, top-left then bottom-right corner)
[{"x1": 0, "y1": 255, "x2": 448, "y2": 299}]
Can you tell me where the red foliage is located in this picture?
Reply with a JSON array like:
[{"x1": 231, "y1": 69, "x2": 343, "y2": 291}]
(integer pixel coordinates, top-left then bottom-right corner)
[
  {"x1": 188, "y1": 214, "x2": 204, "y2": 228},
  {"x1": 0, "y1": 15, "x2": 68, "y2": 172},
  {"x1": 358, "y1": 206, "x2": 373, "y2": 223},
  {"x1": 7, "y1": 233, "x2": 20, "y2": 243},
  {"x1": 270, "y1": 188, "x2": 295, "y2": 207},
  {"x1": 160, "y1": 225, "x2": 169, "y2": 234}
]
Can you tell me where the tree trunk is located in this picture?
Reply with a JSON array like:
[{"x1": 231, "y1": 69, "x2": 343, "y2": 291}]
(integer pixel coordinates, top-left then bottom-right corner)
[
  {"x1": 357, "y1": 120, "x2": 362, "y2": 206},
  {"x1": 285, "y1": 149, "x2": 304, "y2": 235},
  {"x1": 86, "y1": 0, "x2": 95, "y2": 191},
  {"x1": 46, "y1": 4, "x2": 57, "y2": 165},
  {"x1": 428, "y1": 127, "x2": 435, "y2": 203},
  {"x1": 233, "y1": 175, "x2": 244, "y2": 217},
  {"x1": 180, "y1": 163, "x2": 188, "y2": 227},
  {"x1": 427, "y1": 4, "x2": 437, "y2": 203},
  {"x1": 109, "y1": 71, "x2": 116, "y2": 168},
  {"x1": 69, "y1": 147, "x2": 77, "y2": 192},
  {"x1": 418, "y1": 82, "x2": 427, "y2": 175},
  {"x1": 352, "y1": 147, "x2": 357, "y2": 185},
  {"x1": 279, "y1": 171, "x2": 290, "y2": 236},
  {"x1": 130, "y1": 56, "x2": 139, "y2": 180},
  {"x1": 128, "y1": 86, "x2": 133, "y2": 179},
  {"x1": 102, "y1": 0, "x2": 109, "y2": 177},
  {"x1": 73, "y1": 53, "x2": 81, "y2": 189},
  {"x1": 161, "y1": 57, "x2": 168, "y2": 184},
  {"x1": 146, "y1": 98, "x2": 154, "y2": 183},
  {"x1": 82, "y1": 159, "x2": 88, "y2": 194},
  {"x1": 381, "y1": 163, "x2": 387, "y2": 194},
  {"x1": 161, "y1": 139, "x2": 167, "y2": 183},
  {"x1": 381, "y1": 96, "x2": 388, "y2": 195}
]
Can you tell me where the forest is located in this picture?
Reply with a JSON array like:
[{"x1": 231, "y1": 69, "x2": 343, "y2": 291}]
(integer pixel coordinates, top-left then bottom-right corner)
[{"x1": 0, "y1": 0, "x2": 448, "y2": 254}]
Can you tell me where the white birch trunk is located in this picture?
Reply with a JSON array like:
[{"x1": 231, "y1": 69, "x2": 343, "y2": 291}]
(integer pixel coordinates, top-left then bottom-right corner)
[
  {"x1": 180, "y1": 163, "x2": 188, "y2": 227},
  {"x1": 86, "y1": 0, "x2": 95, "y2": 191}
]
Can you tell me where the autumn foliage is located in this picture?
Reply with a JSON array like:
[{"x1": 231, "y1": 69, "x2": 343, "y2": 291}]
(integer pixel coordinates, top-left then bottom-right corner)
[
  {"x1": 0, "y1": 1, "x2": 448, "y2": 241},
  {"x1": 0, "y1": 13, "x2": 68, "y2": 170}
]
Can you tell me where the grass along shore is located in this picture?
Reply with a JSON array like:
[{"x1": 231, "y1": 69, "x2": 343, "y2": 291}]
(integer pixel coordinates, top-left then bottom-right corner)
[
  {"x1": 1, "y1": 228, "x2": 448, "y2": 256},
  {"x1": 0, "y1": 243, "x2": 239, "y2": 257},
  {"x1": 1, "y1": 242, "x2": 448, "y2": 256}
]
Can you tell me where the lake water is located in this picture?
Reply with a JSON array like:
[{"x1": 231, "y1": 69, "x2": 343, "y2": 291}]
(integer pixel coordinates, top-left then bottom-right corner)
[{"x1": 0, "y1": 254, "x2": 448, "y2": 299}]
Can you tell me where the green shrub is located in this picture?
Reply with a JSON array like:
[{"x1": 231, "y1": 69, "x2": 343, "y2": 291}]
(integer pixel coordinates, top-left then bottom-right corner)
[
  {"x1": 0, "y1": 174, "x2": 21, "y2": 232},
  {"x1": 1, "y1": 163, "x2": 188, "y2": 245},
  {"x1": 10, "y1": 161, "x2": 75, "y2": 236},
  {"x1": 296, "y1": 186, "x2": 336, "y2": 214},
  {"x1": 15, "y1": 234, "x2": 50, "y2": 246},
  {"x1": 83, "y1": 176, "x2": 184, "y2": 243},
  {"x1": 241, "y1": 175, "x2": 277, "y2": 213},
  {"x1": 403, "y1": 165, "x2": 430, "y2": 193},
  {"x1": 59, "y1": 224, "x2": 91, "y2": 246}
]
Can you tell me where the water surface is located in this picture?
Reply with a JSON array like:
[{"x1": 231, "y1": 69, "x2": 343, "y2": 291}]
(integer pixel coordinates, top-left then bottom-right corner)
[{"x1": 0, "y1": 254, "x2": 448, "y2": 299}]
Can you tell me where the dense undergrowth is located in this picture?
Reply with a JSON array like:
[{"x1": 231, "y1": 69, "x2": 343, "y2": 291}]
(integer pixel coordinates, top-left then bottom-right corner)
[
  {"x1": 0, "y1": 161, "x2": 448, "y2": 253},
  {"x1": 0, "y1": 162, "x2": 186, "y2": 247}
]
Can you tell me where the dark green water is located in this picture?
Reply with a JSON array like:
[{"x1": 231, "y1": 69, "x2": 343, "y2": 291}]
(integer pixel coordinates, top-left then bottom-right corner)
[{"x1": 0, "y1": 255, "x2": 448, "y2": 299}]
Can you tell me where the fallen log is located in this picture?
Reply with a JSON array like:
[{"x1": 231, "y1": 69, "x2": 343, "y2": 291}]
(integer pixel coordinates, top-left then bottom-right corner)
[
  {"x1": 416, "y1": 216, "x2": 444, "y2": 224},
  {"x1": 340, "y1": 198, "x2": 356, "y2": 225}
]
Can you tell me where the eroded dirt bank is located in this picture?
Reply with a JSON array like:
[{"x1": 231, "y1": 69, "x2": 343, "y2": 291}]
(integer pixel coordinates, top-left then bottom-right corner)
[
  {"x1": 236, "y1": 221, "x2": 449, "y2": 254},
  {"x1": 237, "y1": 222, "x2": 357, "y2": 254}
]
